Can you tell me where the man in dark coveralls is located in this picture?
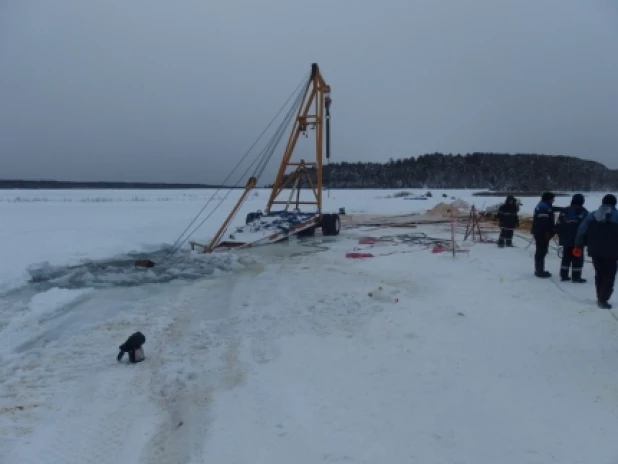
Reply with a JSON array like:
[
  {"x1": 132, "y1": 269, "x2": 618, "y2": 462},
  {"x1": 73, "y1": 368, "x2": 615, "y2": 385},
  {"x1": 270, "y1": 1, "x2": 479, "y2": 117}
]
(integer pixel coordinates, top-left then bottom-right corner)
[
  {"x1": 574, "y1": 194, "x2": 618, "y2": 309},
  {"x1": 556, "y1": 193, "x2": 588, "y2": 282},
  {"x1": 497, "y1": 195, "x2": 519, "y2": 248},
  {"x1": 530, "y1": 192, "x2": 556, "y2": 278}
]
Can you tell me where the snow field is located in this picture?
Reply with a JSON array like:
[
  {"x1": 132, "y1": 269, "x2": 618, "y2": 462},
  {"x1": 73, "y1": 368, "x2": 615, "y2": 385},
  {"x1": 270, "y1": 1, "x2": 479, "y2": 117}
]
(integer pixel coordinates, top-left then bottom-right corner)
[
  {"x1": 1, "y1": 188, "x2": 618, "y2": 463},
  {"x1": 0, "y1": 187, "x2": 606, "y2": 292},
  {"x1": 200, "y1": 232, "x2": 618, "y2": 463}
]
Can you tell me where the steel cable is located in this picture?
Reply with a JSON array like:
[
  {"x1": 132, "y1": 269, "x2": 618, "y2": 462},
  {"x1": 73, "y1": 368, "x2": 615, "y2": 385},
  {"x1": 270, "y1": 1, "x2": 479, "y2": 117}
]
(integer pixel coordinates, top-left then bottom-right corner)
[
  {"x1": 179, "y1": 76, "x2": 310, "y2": 250},
  {"x1": 159, "y1": 71, "x2": 311, "y2": 263}
]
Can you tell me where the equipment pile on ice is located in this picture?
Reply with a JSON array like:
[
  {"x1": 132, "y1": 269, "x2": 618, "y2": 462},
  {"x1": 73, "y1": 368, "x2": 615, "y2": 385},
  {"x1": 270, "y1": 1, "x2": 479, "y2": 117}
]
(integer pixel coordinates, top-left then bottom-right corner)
[{"x1": 222, "y1": 210, "x2": 319, "y2": 247}]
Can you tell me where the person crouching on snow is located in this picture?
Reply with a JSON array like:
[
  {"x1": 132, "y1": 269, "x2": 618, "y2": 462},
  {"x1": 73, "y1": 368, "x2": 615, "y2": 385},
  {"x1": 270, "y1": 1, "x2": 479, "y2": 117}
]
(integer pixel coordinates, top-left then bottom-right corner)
[
  {"x1": 117, "y1": 331, "x2": 146, "y2": 363},
  {"x1": 497, "y1": 195, "x2": 519, "y2": 248},
  {"x1": 556, "y1": 193, "x2": 588, "y2": 282}
]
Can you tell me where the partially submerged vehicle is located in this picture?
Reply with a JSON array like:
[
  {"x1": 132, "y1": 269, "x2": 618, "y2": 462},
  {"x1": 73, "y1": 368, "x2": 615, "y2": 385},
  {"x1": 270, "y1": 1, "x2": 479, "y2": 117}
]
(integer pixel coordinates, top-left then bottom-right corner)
[{"x1": 191, "y1": 63, "x2": 341, "y2": 252}]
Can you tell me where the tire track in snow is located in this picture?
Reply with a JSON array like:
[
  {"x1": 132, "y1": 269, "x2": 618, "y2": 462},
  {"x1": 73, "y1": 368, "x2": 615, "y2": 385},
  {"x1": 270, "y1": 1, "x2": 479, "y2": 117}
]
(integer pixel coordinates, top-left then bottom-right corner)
[
  {"x1": 199, "y1": 259, "x2": 403, "y2": 462},
  {"x1": 1, "y1": 288, "x2": 186, "y2": 464},
  {"x1": 5, "y1": 271, "x2": 257, "y2": 464},
  {"x1": 5, "y1": 358, "x2": 157, "y2": 464},
  {"x1": 140, "y1": 274, "x2": 251, "y2": 464},
  {"x1": 140, "y1": 290, "x2": 212, "y2": 464}
]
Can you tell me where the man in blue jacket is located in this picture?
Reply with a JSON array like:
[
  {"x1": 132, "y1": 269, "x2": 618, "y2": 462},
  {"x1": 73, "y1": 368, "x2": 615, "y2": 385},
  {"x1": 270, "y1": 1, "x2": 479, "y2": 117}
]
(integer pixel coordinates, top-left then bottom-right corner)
[
  {"x1": 531, "y1": 191, "x2": 556, "y2": 278},
  {"x1": 556, "y1": 193, "x2": 588, "y2": 282},
  {"x1": 574, "y1": 194, "x2": 618, "y2": 309}
]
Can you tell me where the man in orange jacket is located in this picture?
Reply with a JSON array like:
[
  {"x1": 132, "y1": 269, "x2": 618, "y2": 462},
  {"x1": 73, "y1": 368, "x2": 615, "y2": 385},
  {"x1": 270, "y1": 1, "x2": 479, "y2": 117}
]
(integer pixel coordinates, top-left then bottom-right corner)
[{"x1": 556, "y1": 193, "x2": 588, "y2": 282}]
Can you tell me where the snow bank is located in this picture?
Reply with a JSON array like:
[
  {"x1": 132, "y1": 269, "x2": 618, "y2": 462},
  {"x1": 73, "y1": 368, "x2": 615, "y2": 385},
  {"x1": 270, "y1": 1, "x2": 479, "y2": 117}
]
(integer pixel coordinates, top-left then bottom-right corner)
[{"x1": 0, "y1": 288, "x2": 94, "y2": 353}]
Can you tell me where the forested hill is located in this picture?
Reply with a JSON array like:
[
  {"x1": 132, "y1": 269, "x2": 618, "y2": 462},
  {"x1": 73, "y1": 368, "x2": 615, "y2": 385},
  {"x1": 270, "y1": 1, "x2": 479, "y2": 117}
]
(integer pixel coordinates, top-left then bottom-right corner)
[
  {"x1": 312, "y1": 153, "x2": 618, "y2": 191},
  {"x1": 2, "y1": 153, "x2": 616, "y2": 191}
]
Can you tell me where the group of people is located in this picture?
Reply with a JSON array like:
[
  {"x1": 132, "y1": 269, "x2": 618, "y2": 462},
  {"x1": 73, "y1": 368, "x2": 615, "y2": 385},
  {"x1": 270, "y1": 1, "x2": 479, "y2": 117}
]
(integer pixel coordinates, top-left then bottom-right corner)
[{"x1": 496, "y1": 191, "x2": 618, "y2": 309}]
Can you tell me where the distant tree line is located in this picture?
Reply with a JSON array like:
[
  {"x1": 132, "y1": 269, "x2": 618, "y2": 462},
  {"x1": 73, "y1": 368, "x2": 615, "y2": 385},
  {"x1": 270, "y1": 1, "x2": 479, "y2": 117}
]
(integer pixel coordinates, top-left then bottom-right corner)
[
  {"x1": 4, "y1": 153, "x2": 617, "y2": 191},
  {"x1": 274, "y1": 152, "x2": 618, "y2": 191},
  {"x1": 0, "y1": 180, "x2": 229, "y2": 190}
]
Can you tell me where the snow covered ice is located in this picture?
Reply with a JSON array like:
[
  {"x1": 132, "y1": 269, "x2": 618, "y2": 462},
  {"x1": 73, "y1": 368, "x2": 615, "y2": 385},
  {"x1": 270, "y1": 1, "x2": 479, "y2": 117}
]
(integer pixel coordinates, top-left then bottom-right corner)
[{"x1": 2, "y1": 188, "x2": 618, "y2": 463}]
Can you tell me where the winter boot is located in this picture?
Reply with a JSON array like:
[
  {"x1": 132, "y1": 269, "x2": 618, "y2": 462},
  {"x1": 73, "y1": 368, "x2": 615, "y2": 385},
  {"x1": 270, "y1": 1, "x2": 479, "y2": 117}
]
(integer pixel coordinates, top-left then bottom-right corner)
[
  {"x1": 571, "y1": 271, "x2": 586, "y2": 283},
  {"x1": 535, "y1": 258, "x2": 551, "y2": 278},
  {"x1": 535, "y1": 270, "x2": 551, "y2": 278},
  {"x1": 560, "y1": 269, "x2": 570, "y2": 281},
  {"x1": 497, "y1": 239, "x2": 505, "y2": 248},
  {"x1": 597, "y1": 300, "x2": 612, "y2": 310},
  {"x1": 506, "y1": 239, "x2": 514, "y2": 247}
]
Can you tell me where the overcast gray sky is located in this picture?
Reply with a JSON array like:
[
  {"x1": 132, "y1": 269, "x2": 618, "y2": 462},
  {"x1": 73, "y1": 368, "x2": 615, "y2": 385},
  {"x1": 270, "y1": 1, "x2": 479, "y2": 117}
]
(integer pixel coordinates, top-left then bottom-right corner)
[{"x1": 1, "y1": 0, "x2": 617, "y2": 185}]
